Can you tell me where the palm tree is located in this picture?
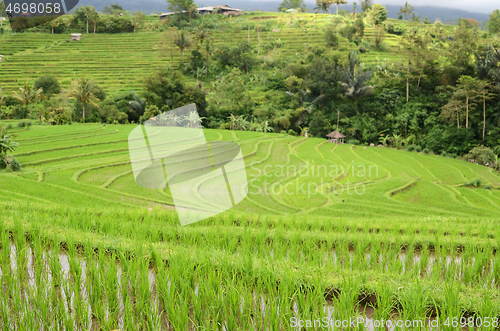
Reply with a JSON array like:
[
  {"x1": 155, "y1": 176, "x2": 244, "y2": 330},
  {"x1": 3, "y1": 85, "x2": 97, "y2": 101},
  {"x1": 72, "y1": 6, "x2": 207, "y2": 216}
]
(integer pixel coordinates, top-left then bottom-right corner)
[
  {"x1": 186, "y1": 2, "x2": 197, "y2": 24},
  {"x1": 337, "y1": 52, "x2": 374, "y2": 106},
  {"x1": 397, "y1": 2, "x2": 414, "y2": 20},
  {"x1": 68, "y1": 77, "x2": 101, "y2": 120},
  {"x1": 331, "y1": 0, "x2": 348, "y2": 15},
  {"x1": 174, "y1": 30, "x2": 192, "y2": 65},
  {"x1": 314, "y1": 0, "x2": 330, "y2": 13},
  {"x1": 203, "y1": 41, "x2": 215, "y2": 77},
  {"x1": 196, "y1": 24, "x2": 211, "y2": 45},
  {"x1": 129, "y1": 91, "x2": 146, "y2": 120},
  {"x1": 12, "y1": 81, "x2": 43, "y2": 119}
]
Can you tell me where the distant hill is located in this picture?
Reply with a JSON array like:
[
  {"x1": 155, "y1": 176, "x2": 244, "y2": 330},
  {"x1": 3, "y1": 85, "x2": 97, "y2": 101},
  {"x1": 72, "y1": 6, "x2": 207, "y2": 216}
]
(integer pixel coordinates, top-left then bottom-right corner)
[{"x1": 75, "y1": 0, "x2": 490, "y2": 23}]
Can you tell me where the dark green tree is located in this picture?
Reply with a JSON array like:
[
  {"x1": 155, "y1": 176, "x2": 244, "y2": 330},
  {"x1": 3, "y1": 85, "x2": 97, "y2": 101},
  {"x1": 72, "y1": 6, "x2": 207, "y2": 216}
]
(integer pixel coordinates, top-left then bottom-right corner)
[
  {"x1": 34, "y1": 76, "x2": 61, "y2": 98},
  {"x1": 487, "y1": 9, "x2": 500, "y2": 35},
  {"x1": 278, "y1": 0, "x2": 306, "y2": 12}
]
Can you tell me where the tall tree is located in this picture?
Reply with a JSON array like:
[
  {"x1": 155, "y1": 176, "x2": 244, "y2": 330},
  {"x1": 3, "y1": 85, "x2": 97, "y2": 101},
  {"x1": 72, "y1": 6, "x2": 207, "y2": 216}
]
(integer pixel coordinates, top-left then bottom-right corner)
[
  {"x1": 441, "y1": 98, "x2": 464, "y2": 129},
  {"x1": 168, "y1": 0, "x2": 195, "y2": 16},
  {"x1": 131, "y1": 11, "x2": 145, "y2": 33},
  {"x1": 69, "y1": 77, "x2": 101, "y2": 120},
  {"x1": 487, "y1": 9, "x2": 500, "y2": 35},
  {"x1": 337, "y1": 51, "x2": 374, "y2": 107},
  {"x1": 399, "y1": 31, "x2": 432, "y2": 102},
  {"x1": 278, "y1": 0, "x2": 306, "y2": 12},
  {"x1": 174, "y1": 30, "x2": 192, "y2": 64},
  {"x1": 330, "y1": 0, "x2": 348, "y2": 15},
  {"x1": 314, "y1": 0, "x2": 331, "y2": 13},
  {"x1": 474, "y1": 46, "x2": 497, "y2": 139},
  {"x1": 74, "y1": 6, "x2": 98, "y2": 34},
  {"x1": 103, "y1": 4, "x2": 125, "y2": 15},
  {"x1": 397, "y1": 2, "x2": 414, "y2": 20},
  {"x1": 12, "y1": 81, "x2": 43, "y2": 119},
  {"x1": 47, "y1": 17, "x2": 61, "y2": 34},
  {"x1": 455, "y1": 75, "x2": 479, "y2": 129},
  {"x1": 366, "y1": 4, "x2": 387, "y2": 26},
  {"x1": 360, "y1": 0, "x2": 372, "y2": 12}
]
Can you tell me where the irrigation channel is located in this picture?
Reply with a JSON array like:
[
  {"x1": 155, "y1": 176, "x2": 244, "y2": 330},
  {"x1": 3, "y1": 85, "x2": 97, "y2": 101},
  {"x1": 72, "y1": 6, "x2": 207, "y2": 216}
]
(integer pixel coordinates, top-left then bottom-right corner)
[{"x1": 1, "y1": 237, "x2": 495, "y2": 330}]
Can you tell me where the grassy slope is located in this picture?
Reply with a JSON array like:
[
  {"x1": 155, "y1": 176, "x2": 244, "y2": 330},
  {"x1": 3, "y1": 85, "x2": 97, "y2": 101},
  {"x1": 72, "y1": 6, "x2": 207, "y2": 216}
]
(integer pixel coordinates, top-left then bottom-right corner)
[
  {"x1": 1, "y1": 122, "x2": 500, "y2": 316},
  {"x1": 1, "y1": 13, "x2": 485, "y2": 95}
]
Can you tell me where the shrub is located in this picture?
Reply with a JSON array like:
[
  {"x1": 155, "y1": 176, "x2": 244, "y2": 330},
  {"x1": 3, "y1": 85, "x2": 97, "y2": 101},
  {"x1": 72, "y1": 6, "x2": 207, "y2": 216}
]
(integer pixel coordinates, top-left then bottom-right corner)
[
  {"x1": 34, "y1": 75, "x2": 61, "y2": 97},
  {"x1": 406, "y1": 144, "x2": 415, "y2": 152},
  {"x1": 48, "y1": 108, "x2": 72, "y2": 125},
  {"x1": 484, "y1": 184, "x2": 492, "y2": 190},
  {"x1": 423, "y1": 148, "x2": 430, "y2": 154},
  {"x1": 415, "y1": 145, "x2": 422, "y2": 153},
  {"x1": 348, "y1": 139, "x2": 360, "y2": 145},
  {"x1": 324, "y1": 28, "x2": 339, "y2": 49},
  {"x1": 280, "y1": 130, "x2": 287, "y2": 134},
  {"x1": 465, "y1": 178, "x2": 483, "y2": 188},
  {"x1": 465, "y1": 145, "x2": 496, "y2": 166},
  {"x1": 288, "y1": 129, "x2": 297, "y2": 135},
  {"x1": 8, "y1": 158, "x2": 21, "y2": 172},
  {"x1": 17, "y1": 121, "x2": 26, "y2": 128}
]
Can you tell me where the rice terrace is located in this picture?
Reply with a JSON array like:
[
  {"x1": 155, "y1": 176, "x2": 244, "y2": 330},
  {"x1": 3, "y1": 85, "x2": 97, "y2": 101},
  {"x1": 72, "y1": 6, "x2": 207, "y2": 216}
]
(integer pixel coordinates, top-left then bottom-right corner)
[{"x1": 1, "y1": 0, "x2": 500, "y2": 330}]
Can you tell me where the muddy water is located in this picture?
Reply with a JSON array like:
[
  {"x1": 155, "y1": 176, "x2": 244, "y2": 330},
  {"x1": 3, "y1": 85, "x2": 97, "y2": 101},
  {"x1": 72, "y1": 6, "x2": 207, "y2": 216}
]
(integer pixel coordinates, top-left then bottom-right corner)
[{"x1": 0, "y1": 243, "x2": 489, "y2": 330}]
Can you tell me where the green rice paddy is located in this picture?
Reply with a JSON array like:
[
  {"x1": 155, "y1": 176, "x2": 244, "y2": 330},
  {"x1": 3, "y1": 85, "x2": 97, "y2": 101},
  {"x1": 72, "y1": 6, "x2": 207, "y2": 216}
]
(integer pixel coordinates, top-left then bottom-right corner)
[{"x1": 1, "y1": 122, "x2": 500, "y2": 329}]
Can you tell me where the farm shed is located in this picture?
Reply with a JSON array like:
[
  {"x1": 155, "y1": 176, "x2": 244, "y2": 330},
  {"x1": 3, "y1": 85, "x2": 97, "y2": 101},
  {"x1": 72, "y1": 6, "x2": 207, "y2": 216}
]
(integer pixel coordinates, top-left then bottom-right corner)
[
  {"x1": 160, "y1": 4, "x2": 243, "y2": 19},
  {"x1": 70, "y1": 33, "x2": 81, "y2": 41},
  {"x1": 0, "y1": 55, "x2": 3, "y2": 62},
  {"x1": 326, "y1": 130, "x2": 346, "y2": 144}
]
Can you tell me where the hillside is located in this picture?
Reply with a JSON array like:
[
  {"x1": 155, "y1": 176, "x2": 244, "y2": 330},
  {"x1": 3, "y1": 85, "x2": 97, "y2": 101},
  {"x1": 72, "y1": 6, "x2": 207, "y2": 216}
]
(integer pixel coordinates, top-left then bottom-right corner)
[
  {"x1": 1, "y1": 121, "x2": 500, "y2": 327},
  {"x1": 0, "y1": 12, "x2": 459, "y2": 95},
  {"x1": 2, "y1": 122, "x2": 499, "y2": 217}
]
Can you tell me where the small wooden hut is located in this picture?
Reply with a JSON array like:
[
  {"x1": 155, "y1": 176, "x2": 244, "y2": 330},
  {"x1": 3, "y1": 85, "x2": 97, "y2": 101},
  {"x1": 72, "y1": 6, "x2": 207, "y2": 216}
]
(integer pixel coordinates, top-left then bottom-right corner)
[
  {"x1": 326, "y1": 130, "x2": 346, "y2": 144},
  {"x1": 0, "y1": 55, "x2": 3, "y2": 62},
  {"x1": 70, "y1": 33, "x2": 81, "y2": 41}
]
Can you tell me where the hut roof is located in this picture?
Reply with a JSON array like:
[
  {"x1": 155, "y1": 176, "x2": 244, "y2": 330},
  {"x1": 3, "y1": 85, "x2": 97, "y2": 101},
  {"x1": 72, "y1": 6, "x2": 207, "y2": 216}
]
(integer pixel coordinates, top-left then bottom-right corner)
[{"x1": 326, "y1": 130, "x2": 346, "y2": 138}]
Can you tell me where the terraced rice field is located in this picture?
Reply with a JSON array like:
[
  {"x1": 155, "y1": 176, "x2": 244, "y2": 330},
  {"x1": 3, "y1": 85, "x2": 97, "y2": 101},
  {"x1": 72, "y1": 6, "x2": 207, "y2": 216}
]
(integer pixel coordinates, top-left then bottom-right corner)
[
  {"x1": 0, "y1": 13, "x2": 413, "y2": 95},
  {"x1": 1, "y1": 122, "x2": 500, "y2": 329}
]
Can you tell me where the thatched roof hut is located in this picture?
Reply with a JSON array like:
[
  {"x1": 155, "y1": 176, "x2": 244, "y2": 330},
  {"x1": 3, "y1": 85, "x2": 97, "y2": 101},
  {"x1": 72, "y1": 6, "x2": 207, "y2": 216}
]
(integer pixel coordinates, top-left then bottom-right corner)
[{"x1": 326, "y1": 130, "x2": 346, "y2": 144}]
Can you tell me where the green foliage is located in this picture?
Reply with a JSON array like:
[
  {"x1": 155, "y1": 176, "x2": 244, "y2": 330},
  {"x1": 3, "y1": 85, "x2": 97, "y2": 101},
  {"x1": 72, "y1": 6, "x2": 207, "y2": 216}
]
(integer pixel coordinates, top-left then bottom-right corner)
[
  {"x1": 214, "y1": 41, "x2": 258, "y2": 73},
  {"x1": 48, "y1": 108, "x2": 72, "y2": 125},
  {"x1": 366, "y1": 4, "x2": 388, "y2": 26},
  {"x1": 324, "y1": 28, "x2": 339, "y2": 49},
  {"x1": 0, "y1": 125, "x2": 18, "y2": 157},
  {"x1": 34, "y1": 76, "x2": 61, "y2": 98},
  {"x1": 139, "y1": 105, "x2": 161, "y2": 124},
  {"x1": 278, "y1": 0, "x2": 306, "y2": 12},
  {"x1": 464, "y1": 145, "x2": 496, "y2": 166},
  {"x1": 103, "y1": 4, "x2": 125, "y2": 15},
  {"x1": 143, "y1": 68, "x2": 207, "y2": 117},
  {"x1": 487, "y1": 9, "x2": 500, "y2": 35},
  {"x1": 309, "y1": 111, "x2": 330, "y2": 137}
]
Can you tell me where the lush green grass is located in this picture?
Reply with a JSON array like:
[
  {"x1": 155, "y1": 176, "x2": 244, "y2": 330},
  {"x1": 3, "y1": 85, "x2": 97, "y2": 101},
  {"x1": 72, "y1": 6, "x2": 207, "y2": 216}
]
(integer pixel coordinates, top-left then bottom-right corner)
[{"x1": 1, "y1": 122, "x2": 500, "y2": 328}]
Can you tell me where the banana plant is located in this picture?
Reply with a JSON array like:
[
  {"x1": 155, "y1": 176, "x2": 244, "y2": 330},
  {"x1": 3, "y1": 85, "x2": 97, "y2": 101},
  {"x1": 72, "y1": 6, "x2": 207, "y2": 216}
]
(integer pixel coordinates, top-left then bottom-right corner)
[{"x1": 0, "y1": 126, "x2": 19, "y2": 156}]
